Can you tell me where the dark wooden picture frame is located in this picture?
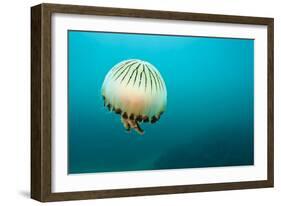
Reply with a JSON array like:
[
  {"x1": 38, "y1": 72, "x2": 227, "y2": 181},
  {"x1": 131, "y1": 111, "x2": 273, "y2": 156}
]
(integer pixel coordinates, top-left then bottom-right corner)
[{"x1": 31, "y1": 3, "x2": 274, "y2": 202}]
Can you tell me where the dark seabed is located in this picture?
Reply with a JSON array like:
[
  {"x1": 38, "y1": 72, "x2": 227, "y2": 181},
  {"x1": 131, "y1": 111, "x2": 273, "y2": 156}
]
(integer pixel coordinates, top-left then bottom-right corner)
[{"x1": 68, "y1": 31, "x2": 254, "y2": 174}]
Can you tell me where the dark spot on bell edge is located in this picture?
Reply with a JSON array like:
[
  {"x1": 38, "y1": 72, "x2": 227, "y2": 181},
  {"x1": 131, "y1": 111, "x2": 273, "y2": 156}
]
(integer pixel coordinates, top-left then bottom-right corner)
[
  {"x1": 115, "y1": 108, "x2": 122, "y2": 114},
  {"x1": 122, "y1": 112, "x2": 128, "y2": 119},
  {"x1": 143, "y1": 116, "x2": 149, "y2": 122},
  {"x1": 150, "y1": 116, "x2": 158, "y2": 124},
  {"x1": 107, "y1": 104, "x2": 111, "y2": 110},
  {"x1": 136, "y1": 115, "x2": 142, "y2": 122},
  {"x1": 129, "y1": 114, "x2": 134, "y2": 120}
]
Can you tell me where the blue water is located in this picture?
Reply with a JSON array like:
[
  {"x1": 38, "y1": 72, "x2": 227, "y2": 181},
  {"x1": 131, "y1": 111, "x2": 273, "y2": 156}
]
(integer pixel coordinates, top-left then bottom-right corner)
[{"x1": 68, "y1": 30, "x2": 254, "y2": 174}]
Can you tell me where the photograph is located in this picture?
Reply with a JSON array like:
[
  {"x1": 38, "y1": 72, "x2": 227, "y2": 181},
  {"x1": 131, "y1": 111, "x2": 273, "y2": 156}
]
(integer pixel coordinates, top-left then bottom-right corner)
[{"x1": 68, "y1": 30, "x2": 254, "y2": 174}]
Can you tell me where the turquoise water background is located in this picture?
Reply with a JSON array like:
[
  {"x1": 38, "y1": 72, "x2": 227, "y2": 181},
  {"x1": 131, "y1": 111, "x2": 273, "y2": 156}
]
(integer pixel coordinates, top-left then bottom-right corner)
[{"x1": 68, "y1": 30, "x2": 254, "y2": 174}]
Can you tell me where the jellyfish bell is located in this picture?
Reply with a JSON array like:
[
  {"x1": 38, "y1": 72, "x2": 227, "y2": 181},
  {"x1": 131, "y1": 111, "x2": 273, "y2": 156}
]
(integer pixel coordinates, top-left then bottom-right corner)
[{"x1": 101, "y1": 59, "x2": 167, "y2": 135}]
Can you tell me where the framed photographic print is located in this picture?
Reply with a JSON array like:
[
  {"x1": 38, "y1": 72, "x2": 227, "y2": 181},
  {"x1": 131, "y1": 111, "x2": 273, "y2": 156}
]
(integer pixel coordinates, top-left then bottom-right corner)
[{"x1": 31, "y1": 3, "x2": 274, "y2": 202}]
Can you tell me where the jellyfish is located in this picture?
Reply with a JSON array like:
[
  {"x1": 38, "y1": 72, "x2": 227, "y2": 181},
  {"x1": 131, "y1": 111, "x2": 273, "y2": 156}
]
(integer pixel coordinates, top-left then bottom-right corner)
[{"x1": 101, "y1": 59, "x2": 167, "y2": 135}]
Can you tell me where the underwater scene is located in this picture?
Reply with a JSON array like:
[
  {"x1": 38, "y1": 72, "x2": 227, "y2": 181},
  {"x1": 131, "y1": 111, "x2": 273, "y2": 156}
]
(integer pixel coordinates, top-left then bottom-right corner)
[{"x1": 68, "y1": 30, "x2": 254, "y2": 174}]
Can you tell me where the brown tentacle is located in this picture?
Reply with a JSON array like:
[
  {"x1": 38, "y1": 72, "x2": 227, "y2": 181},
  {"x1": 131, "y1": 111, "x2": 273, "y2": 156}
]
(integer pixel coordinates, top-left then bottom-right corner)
[
  {"x1": 128, "y1": 119, "x2": 144, "y2": 135},
  {"x1": 121, "y1": 117, "x2": 131, "y2": 131},
  {"x1": 134, "y1": 121, "x2": 144, "y2": 135},
  {"x1": 121, "y1": 117, "x2": 144, "y2": 135}
]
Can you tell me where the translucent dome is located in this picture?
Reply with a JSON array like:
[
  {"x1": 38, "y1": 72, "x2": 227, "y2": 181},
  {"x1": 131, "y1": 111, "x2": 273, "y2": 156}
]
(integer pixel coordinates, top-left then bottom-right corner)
[{"x1": 101, "y1": 59, "x2": 167, "y2": 134}]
